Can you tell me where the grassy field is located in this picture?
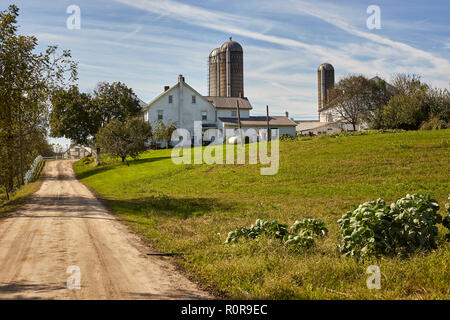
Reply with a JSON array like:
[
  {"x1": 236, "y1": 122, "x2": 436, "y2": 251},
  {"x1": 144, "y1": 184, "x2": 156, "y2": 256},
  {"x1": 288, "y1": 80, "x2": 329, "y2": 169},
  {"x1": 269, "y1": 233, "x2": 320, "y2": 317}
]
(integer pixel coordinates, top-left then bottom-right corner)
[
  {"x1": 73, "y1": 130, "x2": 450, "y2": 299},
  {"x1": 0, "y1": 160, "x2": 45, "y2": 216}
]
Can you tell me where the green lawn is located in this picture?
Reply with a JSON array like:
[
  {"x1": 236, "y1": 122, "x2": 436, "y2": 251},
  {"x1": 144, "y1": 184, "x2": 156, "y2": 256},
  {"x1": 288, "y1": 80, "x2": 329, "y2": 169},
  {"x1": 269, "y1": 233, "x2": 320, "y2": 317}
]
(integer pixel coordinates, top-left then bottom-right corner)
[{"x1": 73, "y1": 130, "x2": 450, "y2": 299}]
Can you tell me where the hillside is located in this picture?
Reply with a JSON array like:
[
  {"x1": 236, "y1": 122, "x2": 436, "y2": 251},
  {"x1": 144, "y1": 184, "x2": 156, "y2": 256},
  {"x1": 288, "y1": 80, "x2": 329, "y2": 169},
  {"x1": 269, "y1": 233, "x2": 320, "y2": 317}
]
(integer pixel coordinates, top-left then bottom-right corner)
[{"x1": 73, "y1": 130, "x2": 450, "y2": 299}]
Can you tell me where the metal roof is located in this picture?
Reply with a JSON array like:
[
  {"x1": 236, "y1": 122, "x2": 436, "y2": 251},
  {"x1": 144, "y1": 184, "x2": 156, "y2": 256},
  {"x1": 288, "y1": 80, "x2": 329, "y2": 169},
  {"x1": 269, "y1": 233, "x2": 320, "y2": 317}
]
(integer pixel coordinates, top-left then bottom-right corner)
[
  {"x1": 219, "y1": 116, "x2": 297, "y2": 126},
  {"x1": 318, "y1": 63, "x2": 334, "y2": 71},
  {"x1": 209, "y1": 48, "x2": 220, "y2": 57},
  {"x1": 220, "y1": 39, "x2": 243, "y2": 52},
  {"x1": 205, "y1": 96, "x2": 252, "y2": 109}
]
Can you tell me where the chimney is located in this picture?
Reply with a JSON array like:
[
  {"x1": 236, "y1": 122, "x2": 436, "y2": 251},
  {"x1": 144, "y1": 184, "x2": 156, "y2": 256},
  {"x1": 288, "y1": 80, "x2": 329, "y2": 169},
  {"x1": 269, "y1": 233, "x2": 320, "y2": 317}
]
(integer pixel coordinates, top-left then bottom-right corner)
[
  {"x1": 178, "y1": 74, "x2": 185, "y2": 83},
  {"x1": 164, "y1": 86, "x2": 170, "y2": 92},
  {"x1": 285, "y1": 111, "x2": 289, "y2": 118},
  {"x1": 239, "y1": 92, "x2": 243, "y2": 98}
]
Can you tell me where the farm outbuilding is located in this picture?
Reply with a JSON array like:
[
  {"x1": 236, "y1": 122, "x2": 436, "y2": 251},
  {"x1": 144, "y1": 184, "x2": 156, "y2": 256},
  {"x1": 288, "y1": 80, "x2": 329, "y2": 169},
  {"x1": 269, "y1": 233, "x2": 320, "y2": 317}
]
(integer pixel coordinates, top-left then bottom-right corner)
[{"x1": 64, "y1": 145, "x2": 92, "y2": 159}]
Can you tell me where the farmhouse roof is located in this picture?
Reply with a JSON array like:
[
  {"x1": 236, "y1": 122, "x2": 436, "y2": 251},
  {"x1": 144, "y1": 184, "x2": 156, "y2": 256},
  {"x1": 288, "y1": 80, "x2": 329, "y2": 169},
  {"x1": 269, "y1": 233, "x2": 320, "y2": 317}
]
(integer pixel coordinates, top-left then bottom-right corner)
[
  {"x1": 219, "y1": 116, "x2": 297, "y2": 126},
  {"x1": 143, "y1": 76, "x2": 213, "y2": 111},
  {"x1": 205, "y1": 96, "x2": 252, "y2": 110}
]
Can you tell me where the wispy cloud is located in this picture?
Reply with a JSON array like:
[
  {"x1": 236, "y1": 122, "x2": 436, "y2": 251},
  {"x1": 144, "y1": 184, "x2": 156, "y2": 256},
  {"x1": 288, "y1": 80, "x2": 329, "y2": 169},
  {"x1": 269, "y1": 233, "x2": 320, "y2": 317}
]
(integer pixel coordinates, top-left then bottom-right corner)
[
  {"x1": 113, "y1": 0, "x2": 449, "y2": 85},
  {"x1": 25, "y1": 0, "x2": 449, "y2": 120},
  {"x1": 282, "y1": 0, "x2": 450, "y2": 76}
]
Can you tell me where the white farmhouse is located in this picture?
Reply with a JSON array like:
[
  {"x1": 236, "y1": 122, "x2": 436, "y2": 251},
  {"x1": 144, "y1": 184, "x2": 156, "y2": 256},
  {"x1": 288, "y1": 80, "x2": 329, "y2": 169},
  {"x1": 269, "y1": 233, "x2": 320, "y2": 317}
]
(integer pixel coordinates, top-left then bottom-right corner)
[{"x1": 141, "y1": 75, "x2": 296, "y2": 146}]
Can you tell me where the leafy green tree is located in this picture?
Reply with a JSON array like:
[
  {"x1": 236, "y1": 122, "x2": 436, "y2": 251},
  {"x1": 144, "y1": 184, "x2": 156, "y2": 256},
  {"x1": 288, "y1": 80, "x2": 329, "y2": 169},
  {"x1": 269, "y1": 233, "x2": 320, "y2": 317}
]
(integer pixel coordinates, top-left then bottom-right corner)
[
  {"x1": 91, "y1": 82, "x2": 142, "y2": 127},
  {"x1": 0, "y1": 5, "x2": 77, "y2": 197},
  {"x1": 95, "y1": 118, "x2": 151, "y2": 165},
  {"x1": 50, "y1": 86, "x2": 95, "y2": 146},
  {"x1": 426, "y1": 87, "x2": 450, "y2": 124},
  {"x1": 364, "y1": 77, "x2": 395, "y2": 128},
  {"x1": 153, "y1": 120, "x2": 177, "y2": 149},
  {"x1": 377, "y1": 74, "x2": 430, "y2": 130},
  {"x1": 49, "y1": 82, "x2": 142, "y2": 146},
  {"x1": 327, "y1": 75, "x2": 375, "y2": 131}
]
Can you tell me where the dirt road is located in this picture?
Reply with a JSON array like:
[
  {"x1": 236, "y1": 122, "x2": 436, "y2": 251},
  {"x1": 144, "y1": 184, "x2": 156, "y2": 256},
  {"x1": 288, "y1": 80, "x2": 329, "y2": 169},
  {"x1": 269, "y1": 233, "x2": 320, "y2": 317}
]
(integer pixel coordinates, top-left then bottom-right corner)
[{"x1": 0, "y1": 160, "x2": 210, "y2": 299}]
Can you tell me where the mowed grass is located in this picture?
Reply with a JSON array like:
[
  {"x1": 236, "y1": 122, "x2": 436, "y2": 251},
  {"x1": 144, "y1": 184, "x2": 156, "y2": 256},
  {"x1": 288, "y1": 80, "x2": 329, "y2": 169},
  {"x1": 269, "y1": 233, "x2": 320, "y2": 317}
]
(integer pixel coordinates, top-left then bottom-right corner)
[{"x1": 73, "y1": 130, "x2": 450, "y2": 299}]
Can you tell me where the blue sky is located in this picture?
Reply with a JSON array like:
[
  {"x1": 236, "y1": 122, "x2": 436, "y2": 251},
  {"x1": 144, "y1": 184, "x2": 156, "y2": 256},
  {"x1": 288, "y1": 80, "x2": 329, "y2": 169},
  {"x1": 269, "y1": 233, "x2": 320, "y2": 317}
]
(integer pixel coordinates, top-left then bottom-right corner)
[{"x1": 4, "y1": 0, "x2": 449, "y2": 145}]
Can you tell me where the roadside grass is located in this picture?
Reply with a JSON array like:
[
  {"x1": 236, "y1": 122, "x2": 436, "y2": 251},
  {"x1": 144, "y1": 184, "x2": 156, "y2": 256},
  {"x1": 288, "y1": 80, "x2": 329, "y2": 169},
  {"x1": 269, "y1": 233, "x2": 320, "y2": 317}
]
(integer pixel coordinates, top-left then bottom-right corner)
[
  {"x1": 73, "y1": 130, "x2": 450, "y2": 299},
  {"x1": 0, "y1": 160, "x2": 45, "y2": 217}
]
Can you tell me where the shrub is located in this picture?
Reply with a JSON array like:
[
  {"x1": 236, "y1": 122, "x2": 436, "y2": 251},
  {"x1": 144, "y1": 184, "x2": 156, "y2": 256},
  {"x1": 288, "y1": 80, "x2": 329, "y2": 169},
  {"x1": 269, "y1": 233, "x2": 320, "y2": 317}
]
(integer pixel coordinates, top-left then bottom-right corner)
[
  {"x1": 225, "y1": 218, "x2": 327, "y2": 249},
  {"x1": 279, "y1": 134, "x2": 297, "y2": 142},
  {"x1": 420, "y1": 117, "x2": 448, "y2": 130},
  {"x1": 290, "y1": 218, "x2": 328, "y2": 237},
  {"x1": 225, "y1": 219, "x2": 288, "y2": 243},
  {"x1": 81, "y1": 156, "x2": 93, "y2": 165},
  {"x1": 338, "y1": 194, "x2": 442, "y2": 260}
]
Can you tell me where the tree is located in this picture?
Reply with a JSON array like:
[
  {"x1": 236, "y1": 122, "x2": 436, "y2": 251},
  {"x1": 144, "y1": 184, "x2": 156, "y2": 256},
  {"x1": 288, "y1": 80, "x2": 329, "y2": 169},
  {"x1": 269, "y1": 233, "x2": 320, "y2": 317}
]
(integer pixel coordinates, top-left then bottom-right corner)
[
  {"x1": 153, "y1": 120, "x2": 177, "y2": 149},
  {"x1": 95, "y1": 117, "x2": 151, "y2": 165},
  {"x1": 91, "y1": 82, "x2": 142, "y2": 127},
  {"x1": 376, "y1": 74, "x2": 432, "y2": 130},
  {"x1": 426, "y1": 87, "x2": 450, "y2": 124},
  {"x1": 49, "y1": 86, "x2": 95, "y2": 146},
  {"x1": 327, "y1": 75, "x2": 375, "y2": 131},
  {"x1": 0, "y1": 5, "x2": 77, "y2": 198},
  {"x1": 49, "y1": 82, "x2": 142, "y2": 146},
  {"x1": 364, "y1": 77, "x2": 395, "y2": 128}
]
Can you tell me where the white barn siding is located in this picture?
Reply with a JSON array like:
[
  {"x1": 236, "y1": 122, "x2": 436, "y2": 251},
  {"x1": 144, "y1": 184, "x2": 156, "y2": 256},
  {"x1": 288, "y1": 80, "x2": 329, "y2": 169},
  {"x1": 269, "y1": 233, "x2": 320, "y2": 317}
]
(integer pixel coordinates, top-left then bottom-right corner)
[
  {"x1": 217, "y1": 109, "x2": 250, "y2": 118},
  {"x1": 146, "y1": 80, "x2": 216, "y2": 138}
]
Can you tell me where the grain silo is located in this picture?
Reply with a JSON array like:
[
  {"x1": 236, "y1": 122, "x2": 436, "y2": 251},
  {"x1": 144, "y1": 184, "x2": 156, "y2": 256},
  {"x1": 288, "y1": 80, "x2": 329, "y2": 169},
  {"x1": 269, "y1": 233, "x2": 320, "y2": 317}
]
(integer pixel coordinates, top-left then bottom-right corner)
[
  {"x1": 208, "y1": 48, "x2": 220, "y2": 96},
  {"x1": 317, "y1": 63, "x2": 334, "y2": 120},
  {"x1": 208, "y1": 38, "x2": 244, "y2": 97}
]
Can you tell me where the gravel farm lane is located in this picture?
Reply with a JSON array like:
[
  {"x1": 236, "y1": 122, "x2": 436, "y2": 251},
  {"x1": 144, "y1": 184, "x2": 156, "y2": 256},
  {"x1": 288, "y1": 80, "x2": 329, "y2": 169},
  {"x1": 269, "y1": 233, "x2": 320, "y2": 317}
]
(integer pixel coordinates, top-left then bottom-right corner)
[{"x1": 0, "y1": 160, "x2": 210, "y2": 299}]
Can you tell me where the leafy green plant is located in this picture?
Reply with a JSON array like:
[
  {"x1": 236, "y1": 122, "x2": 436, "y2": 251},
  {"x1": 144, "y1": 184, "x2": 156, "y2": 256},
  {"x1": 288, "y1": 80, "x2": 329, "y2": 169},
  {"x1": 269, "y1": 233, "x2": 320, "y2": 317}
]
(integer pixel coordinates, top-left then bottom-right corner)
[
  {"x1": 225, "y1": 218, "x2": 327, "y2": 249},
  {"x1": 290, "y1": 218, "x2": 328, "y2": 237},
  {"x1": 284, "y1": 231, "x2": 314, "y2": 248},
  {"x1": 338, "y1": 194, "x2": 443, "y2": 260},
  {"x1": 225, "y1": 219, "x2": 288, "y2": 243}
]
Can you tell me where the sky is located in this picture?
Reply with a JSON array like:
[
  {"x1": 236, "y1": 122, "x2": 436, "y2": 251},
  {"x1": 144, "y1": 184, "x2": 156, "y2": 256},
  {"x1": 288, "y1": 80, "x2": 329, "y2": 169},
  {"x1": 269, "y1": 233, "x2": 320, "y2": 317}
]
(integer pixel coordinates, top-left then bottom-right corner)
[{"x1": 3, "y1": 0, "x2": 449, "y2": 146}]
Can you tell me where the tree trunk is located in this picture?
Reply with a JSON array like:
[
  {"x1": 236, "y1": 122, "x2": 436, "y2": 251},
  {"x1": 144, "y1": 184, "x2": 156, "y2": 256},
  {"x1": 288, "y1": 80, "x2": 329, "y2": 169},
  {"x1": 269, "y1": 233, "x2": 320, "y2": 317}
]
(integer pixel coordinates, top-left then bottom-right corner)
[
  {"x1": 121, "y1": 156, "x2": 125, "y2": 163},
  {"x1": 18, "y1": 110, "x2": 24, "y2": 186},
  {"x1": 5, "y1": 187, "x2": 10, "y2": 201},
  {"x1": 352, "y1": 123, "x2": 356, "y2": 131}
]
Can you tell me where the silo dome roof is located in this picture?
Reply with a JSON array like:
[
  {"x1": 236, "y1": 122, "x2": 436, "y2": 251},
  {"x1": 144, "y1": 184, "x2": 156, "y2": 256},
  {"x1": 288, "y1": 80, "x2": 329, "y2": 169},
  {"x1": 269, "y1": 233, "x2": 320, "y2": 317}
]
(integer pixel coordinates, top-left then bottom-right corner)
[
  {"x1": 220, "y1": 38, "x2": 243, "y2": 52},
  {"x1": 209, "y1": 48, "x2": 220, "y2": 57},
  {"x1": 318, "y1": 63, "x2": 334, "y2": 71}
]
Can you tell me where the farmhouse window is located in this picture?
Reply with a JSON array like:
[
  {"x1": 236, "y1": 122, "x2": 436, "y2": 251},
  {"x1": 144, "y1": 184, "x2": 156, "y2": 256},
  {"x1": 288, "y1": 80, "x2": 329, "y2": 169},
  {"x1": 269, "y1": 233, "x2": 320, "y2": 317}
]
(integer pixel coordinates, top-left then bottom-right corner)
[
  {"x1": 192, "y1": 95, "x2": 196, "y2": 103},
  {"x1": 202, "y1": 111, "x2": 207, "y2": 121},
  {"x1": 158, "y1": 110, "x2": 163, "y2": 120},
  {"x1": 168, "y1": 95, "x2": 173, "y2": 103}
]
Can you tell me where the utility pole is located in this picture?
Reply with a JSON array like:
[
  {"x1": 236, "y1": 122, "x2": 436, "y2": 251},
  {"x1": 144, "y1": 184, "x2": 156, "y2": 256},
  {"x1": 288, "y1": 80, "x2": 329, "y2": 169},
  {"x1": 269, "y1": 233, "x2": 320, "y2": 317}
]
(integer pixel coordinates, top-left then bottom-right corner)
[
  {"x1": 236, "y1": 99, "x2": 243, "y2": 146},
  {"x1": 266, "y1": 105, "x2": 270, "y2": 142}
]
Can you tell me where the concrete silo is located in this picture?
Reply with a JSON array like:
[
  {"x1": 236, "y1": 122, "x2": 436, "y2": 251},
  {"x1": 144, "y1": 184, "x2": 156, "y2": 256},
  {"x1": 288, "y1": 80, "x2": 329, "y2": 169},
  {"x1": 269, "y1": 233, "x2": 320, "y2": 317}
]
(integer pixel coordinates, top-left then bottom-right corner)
[
  {"x1": 317, "y1": 63, "x2": 334, "y2": 121},
  {"x1": 208, "y1": 48, "x2": 220, "y2": 96},
  {"x1": 208, "y1": 38, "x2": 244, "y2": 97}
]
